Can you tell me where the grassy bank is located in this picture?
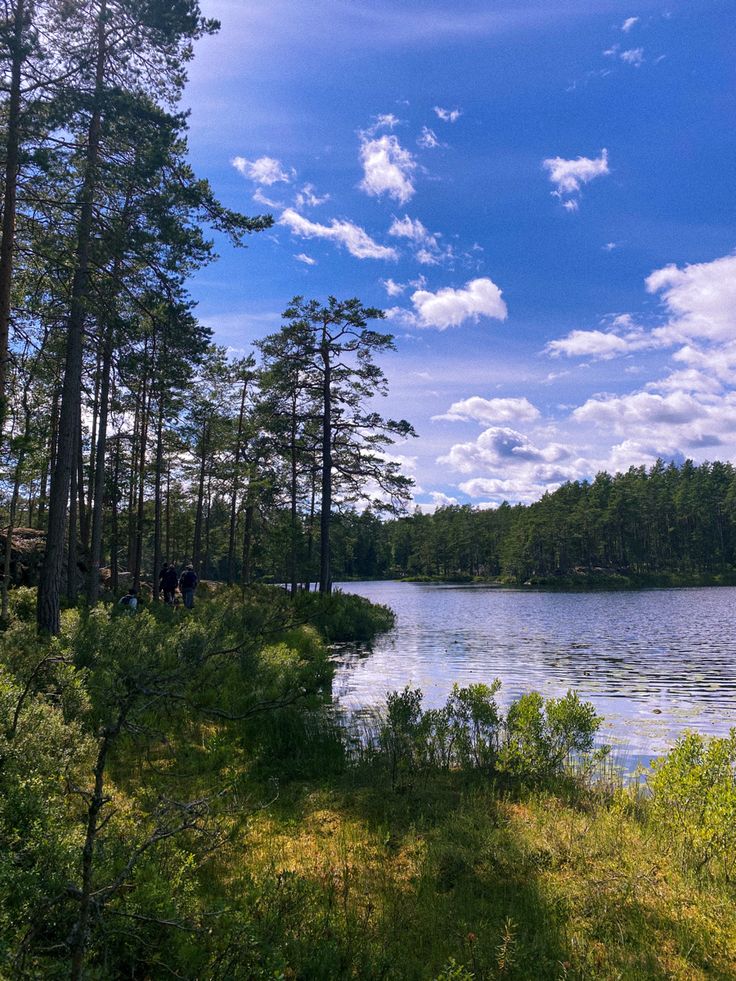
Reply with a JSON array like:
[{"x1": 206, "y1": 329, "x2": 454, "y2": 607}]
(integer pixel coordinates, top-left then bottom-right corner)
[{"x1": 1, "y1": 587, "x2": 735, "y2": 978}]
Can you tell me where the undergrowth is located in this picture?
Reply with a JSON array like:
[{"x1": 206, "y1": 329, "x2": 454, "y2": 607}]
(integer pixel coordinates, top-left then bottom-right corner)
[{"x1": 0, "y1": 586, "x2": 734, "y2": 978}]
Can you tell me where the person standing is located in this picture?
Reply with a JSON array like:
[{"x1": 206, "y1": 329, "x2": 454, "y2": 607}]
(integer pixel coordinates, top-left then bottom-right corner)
[
  {"x1": 179, "y1": 564, "x2": 198, "y2": 609},
  {"x1": 162, "y1": 563, "x2": 178, "y2": 605}
]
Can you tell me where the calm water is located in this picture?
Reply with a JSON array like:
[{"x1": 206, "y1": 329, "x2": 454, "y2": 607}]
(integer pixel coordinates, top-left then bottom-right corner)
[{"x1": 333, "y1": 581, "x2": 736, "y2": 755}]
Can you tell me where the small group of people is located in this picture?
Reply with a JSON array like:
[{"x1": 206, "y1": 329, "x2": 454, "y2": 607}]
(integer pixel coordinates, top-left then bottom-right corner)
[
  {"x1": 159, "y1": 562, "x2": 199, "y2": 609},
  {"x1": 117, "y1": 562, "x2": 199, "y2": 612}
]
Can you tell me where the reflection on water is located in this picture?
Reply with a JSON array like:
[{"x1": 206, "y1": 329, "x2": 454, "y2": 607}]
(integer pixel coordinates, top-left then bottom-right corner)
[{"x1": 333, "y1": 582, "x2": 736, "y2": 754}]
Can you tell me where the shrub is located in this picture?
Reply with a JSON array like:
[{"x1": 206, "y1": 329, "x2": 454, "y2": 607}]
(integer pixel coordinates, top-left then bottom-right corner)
[
  {"x1": 499, "y1": 690, "x2": 603, "y2": 781},
  {"x1": 648, "y1": 729, "x2": 736, "y2": 879},
  {"x1": 293, "y1": 589, "x2": 395, "y2": 643},
  {"x1": 371, "y1": 683, "x2": 604, "y2": 787}
]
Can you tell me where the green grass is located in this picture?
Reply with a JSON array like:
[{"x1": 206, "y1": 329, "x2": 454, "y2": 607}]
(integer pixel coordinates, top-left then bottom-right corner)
[{"x1": 2, "y1": 587, "x2": 736, "y2": 979}]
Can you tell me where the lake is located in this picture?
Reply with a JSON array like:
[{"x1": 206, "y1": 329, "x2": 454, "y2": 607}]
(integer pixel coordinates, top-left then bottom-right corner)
[{"x1": 333, "y1": 581, "x2": 736, "y2": 757}]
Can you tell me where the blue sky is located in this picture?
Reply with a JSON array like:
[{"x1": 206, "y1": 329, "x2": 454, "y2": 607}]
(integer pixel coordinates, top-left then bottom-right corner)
[{"x1": 183, "y1": 0, "x2": 735, "y2": 509}]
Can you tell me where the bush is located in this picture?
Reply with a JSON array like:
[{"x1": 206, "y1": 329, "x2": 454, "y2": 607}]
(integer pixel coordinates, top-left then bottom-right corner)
[
  {"x1": 371, "y1": 683, "x2": 604, "y2": 788},
  {"x1": 649, "y1": 729, "x2": 736, "y2": 879},
  {"x1": 499, "y1": 690, "x2": 603, "y2": 781},
  {"x1": 293, "y1": 589, "x2": 395, "y2": 643}
]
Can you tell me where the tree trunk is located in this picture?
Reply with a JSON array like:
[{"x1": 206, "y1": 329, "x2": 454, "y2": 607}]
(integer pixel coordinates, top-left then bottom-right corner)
[
  {"x1": 110, "y1": 437, "x2": 120, "y2": 592},
  {"x1": 227, "y1": 379, "x2": 248, "y2": 583},
  {"x1": 0, "y1": 0, "x2": 27, "y2": 448},
  {"x1": 37, "y1": 0, "x2": 107, "y2": 634},
  {"x1": 87, "y1": 318, "x2": 114, "y2": 604},
  {"x1": 289, "y1": 390, "x2": 299, "y2": 596},
  {"x1": 192, "y1": 421, "x2": 208, "y2": 574},
  {"x1": 152, "y1": 393, "x2": 165, "y2": 600},
  {"x1": 132, "y1": 352, "x2": 150, "y2": 591},
  {"x1": 319, "y1": 327, "x2": 332, "y2": 594},
  {"x1": 66, "y1": 413, "x2": 79, "y2": 602}
]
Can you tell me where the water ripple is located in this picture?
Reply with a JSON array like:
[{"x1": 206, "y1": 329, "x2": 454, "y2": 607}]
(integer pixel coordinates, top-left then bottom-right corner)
[{"x1": 333, "y1": 582, "x2": 736, "y2": 754}]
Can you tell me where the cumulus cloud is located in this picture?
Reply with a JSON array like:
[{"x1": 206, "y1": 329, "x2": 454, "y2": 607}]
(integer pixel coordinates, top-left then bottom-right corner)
[
  {"x1": 572, "y1": 388, "x2": 736, "y2": 456},
  {"x1": 646, "y1": 254, "x2": 736, "y2": 346},
  {"x1": 359, "y1": 133, "x2": 417, "y2": 204},
  {"x1": 434, "y1": 396, "x2": 541, "y2": 425},
  {"x1": 252, "y1": 187, "x2": 283, "y2": 209},
  {"x1": 546, "y1": 315, "x2": 656, "y2": 360},
  {"x1": 279, "y1": 208, "x2": 397, "y2": 260},
  {"x1": 417, "y1": 126, "x2": 442, "y2": 149},
  {"x1": 438, "y1": 426, "x2": 583, "y2": 505},
  {"x1": 547, "y1": 253, "x2": 736, "y2": 371},
  {"x1": 434, "y1": 105, "x2": 462, "y2": 122},
  {"x1": 394, "y1": 277, "x2": 508, "y2": 330},
  {"x1": 543, "y1": 149, "x2": 609, "y2": 208},
  {"x1": 621, "y1": 16, "x2": 640, "y2": 32},
  {"x1": 232, "y1": 155, "x2": 294, "y2": 185}
]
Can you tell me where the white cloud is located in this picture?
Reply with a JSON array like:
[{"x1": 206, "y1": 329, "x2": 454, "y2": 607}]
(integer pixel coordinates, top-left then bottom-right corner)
[
  {"x1": 367, "y1": 113, "x2": 402, "y2": 135},
  {"x1": 438, "y1": 426, "x2": 583, "y2": 505},
  {"x1": 603, "y1": 241, "x2": 619, "y2": 251},
  {"x1": 434, "y1": 396, "x2": 541, "y2": 425},
  {"x1": 621, "y1": 16, "x2": 639, "y2": 32},
  {"x1": 232, "y1": 155, "x2": 294, "y2": 185},
  {"x1": 563, "y1": 199, "x2": 579, "y2": 212},
  {"x1": 546, "y1": 327, "x2": 648, "y2": 360},
  {"x1": 252, "y1": 187, "x2": 283, "y2": 208},
  {"x1": 401, "y1": 277, "x2": 508, "y2": 330},
  {"x1": 433, "y1": 105, "x2": 462, "y2": 122},
  {"x1": 382, "y1": 278, "x2": 406, "y2": 297},
  {"x1": 294, "y1": 253, "x2": 316, "y2": 265},
  {"x1": 294, "y1": 183, "x2": 329, "y2": 208},
  {"x1": 417, "y1": 126, "x2": 442, "y2": 149},
  {"x1": 543, "y1": 149, "x2": 610, "y2": 207},
  {"x1": 388, "y1": 214, "x2": 454, "y2": 266},
  {"x1": 359, "y1": 133, "x2": 417, "y2": 204},
  {"x1": 620, "y1": 47, "x2": 645, "y2": 65},
  {"x1": 279, "y1": 208, "x2": 398, "y2": 260},
  {"x1": 646, "y1": 254, "x2": 736, "y2": 346},
  {"x1": 388, "y1": 215, "x2": 435, "y2": 244}
]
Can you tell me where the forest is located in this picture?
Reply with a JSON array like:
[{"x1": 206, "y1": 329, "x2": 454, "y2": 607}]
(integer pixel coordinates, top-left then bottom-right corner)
[
  {"x1": 334, "y1": 459, "x2": 736, "y2": 586},
  {"x1": 0, "y1": 0, "x2": 413, "y2": 632}
]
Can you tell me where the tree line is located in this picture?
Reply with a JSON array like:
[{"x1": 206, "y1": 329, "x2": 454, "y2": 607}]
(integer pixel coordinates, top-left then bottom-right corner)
[
  {"x1": 0, "y1": 0, "x2": 414, "y2": 633},
  {"x1": 328, "y1": 459, "x2": 736, "y2": 584}
]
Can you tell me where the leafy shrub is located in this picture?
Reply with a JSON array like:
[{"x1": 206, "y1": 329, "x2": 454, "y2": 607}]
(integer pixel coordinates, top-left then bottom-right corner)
[
  {"x1": 649, "y1": 729, "x2": 736, "y2": 879},
  {"x1": 372, "y1": 683, "x2": 603, "y2": 787},
  {"x1": 499, "y1": 690, "x2": 603, "y2": 781},
  {"x1": 293, "y1": 589, "x2": 395, "y2": 642}
]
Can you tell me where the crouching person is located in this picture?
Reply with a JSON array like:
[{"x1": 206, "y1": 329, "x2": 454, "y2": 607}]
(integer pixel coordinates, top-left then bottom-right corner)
[{"x1": 118, "y1": 587, "x2": 138, "y2": 612}]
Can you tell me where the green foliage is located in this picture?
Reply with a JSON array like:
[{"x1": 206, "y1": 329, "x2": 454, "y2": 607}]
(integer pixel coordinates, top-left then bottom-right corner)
[
  {"x1": 649, "y1": 729, "x2": 736, "y2": 879},
  {"x1": 500, "y1": 690, "x2": 603, "y2": 781},
  {"x1": 373, "y1": 683, "x2": 603, "y2": 789},
  {"x1": 294, "y1": 588, "x2": 395, "y2": 642}
]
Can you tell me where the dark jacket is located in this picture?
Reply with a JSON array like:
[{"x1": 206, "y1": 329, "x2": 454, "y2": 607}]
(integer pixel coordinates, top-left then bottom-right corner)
[
  {"x1": 179, "y1": 569, "x2": 198, "y2": 591},
  {"x1": 163, "y1": 566, "x2": 178, "y2": 591}
]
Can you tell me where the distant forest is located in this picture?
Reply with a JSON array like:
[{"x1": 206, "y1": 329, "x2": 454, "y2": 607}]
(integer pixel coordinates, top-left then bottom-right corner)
[{"x1": 328, "y1": 459, "x2": 736, "y2": 585}]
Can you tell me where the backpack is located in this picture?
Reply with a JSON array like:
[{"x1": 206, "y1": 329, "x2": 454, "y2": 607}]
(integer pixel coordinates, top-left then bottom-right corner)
[{"x1": 120, "y1": 594, "x2": 135, "y2": 607}]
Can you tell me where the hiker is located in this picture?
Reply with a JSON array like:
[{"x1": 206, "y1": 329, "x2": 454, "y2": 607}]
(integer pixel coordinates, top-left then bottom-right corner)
[
  {"x1": 118, "y1": 587, "x2": 138, "y2": 612},
  {"x1": 161, "y1": 563, "x2": 178, "y2": 605},
  {"x1": 179, "y1": 564, "x2": 198, "y2": 609}
]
